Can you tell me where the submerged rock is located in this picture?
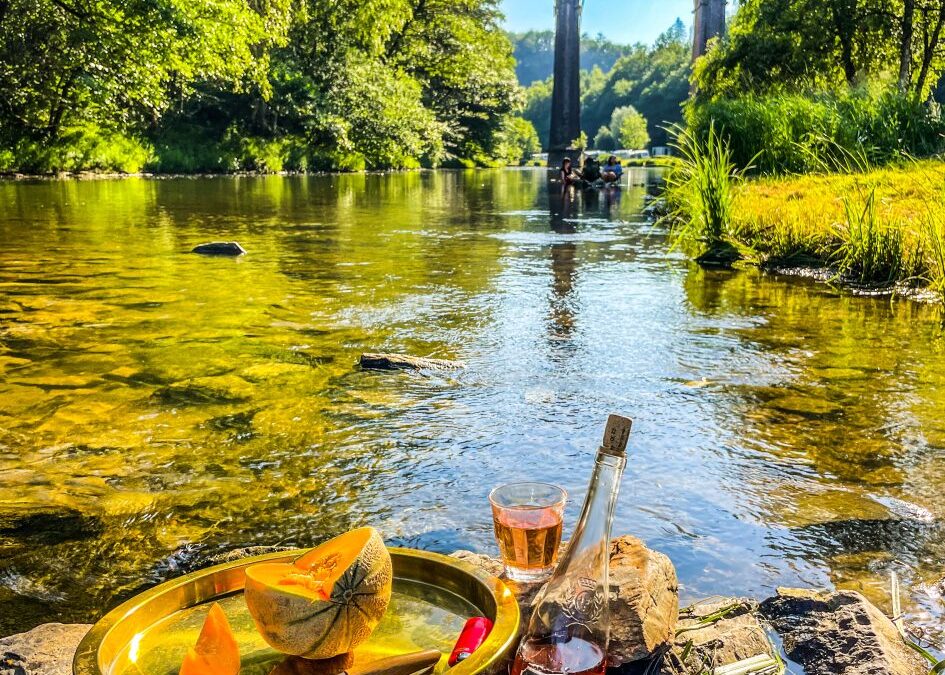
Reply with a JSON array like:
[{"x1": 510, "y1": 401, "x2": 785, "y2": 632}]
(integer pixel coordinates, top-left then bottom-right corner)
[
  {"x1": 0, "y1": 504, "x2": 101, "y2": 545},
  {"x1": 767, "y1": 394, "x2": 842, "y2": 418},
  {"x1": 152, "y1": 375, "x2": 254, "y2": 405},
  {"x1": 760, "y1": 587, "x2": 927, "y2": 675},
  {"x1": 0, "y1": 622, "x2": 90, "y2": 675},
  {"x1": 359, "y1": 353, "x2": 466, "y2": 371},
  {"x1": 191, "y1": 241, "x2": 246, "y2": 256},
  {"x1": 451, "y1": 535, "x2": 678, "y2": 666},
  {"x1": 663, "y1": 598, "x2": 775, "y2": 674}
]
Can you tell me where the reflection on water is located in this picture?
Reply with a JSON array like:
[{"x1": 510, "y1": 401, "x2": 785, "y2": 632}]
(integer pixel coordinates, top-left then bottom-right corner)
[{"x1": 0, "y1": 170, "x2": 943, "y2": 642}]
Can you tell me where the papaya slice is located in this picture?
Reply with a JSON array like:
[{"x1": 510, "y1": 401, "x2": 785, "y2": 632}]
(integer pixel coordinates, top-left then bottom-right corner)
[
  {"x1": 179, "y1": 602, "x2": 240, "y2": 675},
  {"x1": 245, "y1": 527, "x2": 393, "y2": 660}
]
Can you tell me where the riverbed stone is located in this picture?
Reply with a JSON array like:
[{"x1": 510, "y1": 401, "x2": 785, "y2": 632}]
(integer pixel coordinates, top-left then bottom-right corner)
[
  {"x1": 0, "y1": 622, "x2": 90, "y2": 675},
  {"x1": 766, "y1": 394, "x2": 842, "y2": 418},
  {"x1": 451, "y1": 535, "x2": 678, "y2": 665},
  {"x1": 663, "y1": 598, "x2": 774, "y2": 674},
  {"x1": 760, "y1": 587, "x2": 927, "y2": 675},
  {"x1": 0, "y1": 501, "x2": 101, "y2": 544},
  {"x1": 152, "y1": 375, "x2": 254, "y2": 405}
]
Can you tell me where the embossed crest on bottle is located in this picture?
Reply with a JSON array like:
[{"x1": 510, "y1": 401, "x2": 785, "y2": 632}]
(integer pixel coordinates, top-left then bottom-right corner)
[{"x1": 511, "y1": 415, "x2": 631, "y2": 675}]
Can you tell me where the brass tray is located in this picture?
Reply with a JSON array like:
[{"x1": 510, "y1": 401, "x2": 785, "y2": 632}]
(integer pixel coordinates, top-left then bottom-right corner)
[{"x1": 74, "y1": 548, "x2": 520, "y2": 675}]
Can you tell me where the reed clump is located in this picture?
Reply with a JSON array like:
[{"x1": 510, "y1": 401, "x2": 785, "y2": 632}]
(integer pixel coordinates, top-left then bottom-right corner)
[{"x1": 662, "y1": 123, "x2": 751, "y2": 260}]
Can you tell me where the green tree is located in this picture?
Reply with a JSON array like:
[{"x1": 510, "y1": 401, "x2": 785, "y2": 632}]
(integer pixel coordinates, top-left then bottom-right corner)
[
  {"x1": 0, "y1": 0, "x2": 280, "y2": 143},
  {"x1": 692, "y1": 0, "x2": 945, "y2": 100},
  {"x1": 594, "y1": 126, "x2": 617, "y2": 150},
  {"x1": 495, "y1": 117, "x2": 541, "y2": 164},
  {"x1": 522, "y1": 77, "x2": 554, "y2": 149},
  {"x1": 581, "y1": 21, "x2": 691, "y2": 145},
  {"x1": 613, "y1": 106, "x2": 650, "y2": 149}
]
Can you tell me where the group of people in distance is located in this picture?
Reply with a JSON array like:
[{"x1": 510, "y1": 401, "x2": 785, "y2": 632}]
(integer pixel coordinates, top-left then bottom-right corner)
[{"x1": 558, "y1": 154, "x2": 623, "y2": 187}]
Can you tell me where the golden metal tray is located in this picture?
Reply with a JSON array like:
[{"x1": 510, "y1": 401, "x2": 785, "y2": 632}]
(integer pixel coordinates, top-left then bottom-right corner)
[{"x1": 73, "y1": 548, "x2": 520, "y2": 675}]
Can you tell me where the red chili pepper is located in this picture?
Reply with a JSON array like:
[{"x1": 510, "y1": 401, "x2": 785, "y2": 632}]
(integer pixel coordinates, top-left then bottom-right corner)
[{"x1": 448, "y1": 617, "x2": 494, "y2": 666}]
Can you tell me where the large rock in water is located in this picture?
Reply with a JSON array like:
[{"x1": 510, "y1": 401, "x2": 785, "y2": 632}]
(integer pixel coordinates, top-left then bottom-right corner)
[
  {"x1": 760, "y1": 588, "x2": 927, "y2": 675},
  {"x1": 452, "y1": 535, "x2": 678, "y2": 665},
  {"x1": 191, "y1": 241, "x2": 246, "y2": 256},
  {"x1": 0, "y1": 623, "x2": 90, "y2": 675}
]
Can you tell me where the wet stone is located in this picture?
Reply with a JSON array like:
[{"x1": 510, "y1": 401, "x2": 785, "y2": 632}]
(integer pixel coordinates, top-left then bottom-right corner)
[
  {"x1": 662, "y1": 598, "x2": 775, "y2": 675},
  {"x1": 0, "y1": 504, "x2": 102, "y2": 545},
  {"x1": 761, "y1": 587, "x2": 927, "y2": 675},
  {"x1": 0, "y1": 623, "x2": 91, "y2": 675},
  {"x1": 191, "y1": 241, "x2": 246, "y2": 256}
]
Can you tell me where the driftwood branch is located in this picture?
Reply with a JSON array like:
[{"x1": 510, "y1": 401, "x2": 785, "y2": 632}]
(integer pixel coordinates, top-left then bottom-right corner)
[{"x1": 359, "y1": 353, "x2": 465, "y2": 371}]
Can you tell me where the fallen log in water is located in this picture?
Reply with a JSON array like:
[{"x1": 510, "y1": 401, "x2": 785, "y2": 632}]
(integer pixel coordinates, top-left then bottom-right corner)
[{"x1": 359, "y1": 353, "x2": 465, "y2": 371}]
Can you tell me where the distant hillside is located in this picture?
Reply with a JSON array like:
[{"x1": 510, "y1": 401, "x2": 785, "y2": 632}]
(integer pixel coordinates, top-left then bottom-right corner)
[{"x1": 509, "y1": 30, "x2": 632, "y2": 86}]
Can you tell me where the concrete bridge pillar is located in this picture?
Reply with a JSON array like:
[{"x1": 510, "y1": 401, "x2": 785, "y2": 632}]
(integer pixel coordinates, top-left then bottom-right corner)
[
  {"x1": 548, "y1": 0, "x2": 582, "y2": 167},
  {"x1": 693, "y1": 0, "x2": 727, "y2": 60}
]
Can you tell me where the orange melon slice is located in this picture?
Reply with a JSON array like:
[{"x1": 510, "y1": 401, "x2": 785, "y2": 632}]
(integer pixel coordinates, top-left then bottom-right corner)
[
  {"x1": 179, "y1": 602, "x2": 240, "y2": 675},
  {"x1": 244, "y1": 527, "x2": 393, "y2": 659}
]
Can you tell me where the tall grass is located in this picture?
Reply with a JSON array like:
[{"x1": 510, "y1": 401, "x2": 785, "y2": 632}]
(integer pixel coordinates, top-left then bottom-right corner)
[
  {"x1": 663, "y1": 122, "x2": 748, "y2": 253},
  {"x1": 832, "y1": 189, "x2": 908, "y2": 285},
  {"x1": 686, "y1": 85, "x2": 945, "y2": 175},
  {"x1": 922, "y1": 211, "x2": 945, "y2": 303}
]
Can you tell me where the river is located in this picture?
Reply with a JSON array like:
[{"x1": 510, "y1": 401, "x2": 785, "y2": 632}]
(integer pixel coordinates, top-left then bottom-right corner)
[{"x1": 0, "y1": 169, "x2": 943, "y2": 643}]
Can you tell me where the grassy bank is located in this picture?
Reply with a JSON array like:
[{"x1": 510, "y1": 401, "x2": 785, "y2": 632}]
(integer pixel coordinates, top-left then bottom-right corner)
[
  {"x1": 666, "y1": 149, "x2": 945, "y2": 302},
  {"x1": 731, "y1": 162, "x2": 945, "y2": 297}
]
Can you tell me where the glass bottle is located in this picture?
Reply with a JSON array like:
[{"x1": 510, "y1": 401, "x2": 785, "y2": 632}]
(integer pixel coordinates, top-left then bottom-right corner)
[{"x1": 511, "y1": 415, "x2": 631, "y2": 675}]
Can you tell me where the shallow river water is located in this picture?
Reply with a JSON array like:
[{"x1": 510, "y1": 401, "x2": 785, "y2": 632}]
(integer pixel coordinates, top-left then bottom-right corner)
[{"x1": 1, "y1": 169, "x2": 944, "y2": 642}]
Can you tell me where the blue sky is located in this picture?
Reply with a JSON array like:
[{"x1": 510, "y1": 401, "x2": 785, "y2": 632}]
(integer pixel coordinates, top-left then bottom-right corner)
[{"x1": 500, "y1": 0, "x2": 694, "y2": 45}]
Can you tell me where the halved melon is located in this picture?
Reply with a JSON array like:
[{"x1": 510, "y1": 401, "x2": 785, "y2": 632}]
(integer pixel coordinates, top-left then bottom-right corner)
[
  {"x1": 244, "y1": 527, "x2": 393, "y2": 659},
  {"x1": 179, "y1": 602, "x2": 240, "y2": 675}
]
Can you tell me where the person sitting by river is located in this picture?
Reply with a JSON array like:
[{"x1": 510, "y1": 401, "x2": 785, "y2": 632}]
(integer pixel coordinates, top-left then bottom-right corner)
[
  {"x1": 581, "y1": 155, "x2": 602, "y2": 183},
  {"x1": 602, "y1": 156, "x2": 623, "y2": 184},
  {"x1": 559, "y1": 157, "x2": 582, "y2": 186}
]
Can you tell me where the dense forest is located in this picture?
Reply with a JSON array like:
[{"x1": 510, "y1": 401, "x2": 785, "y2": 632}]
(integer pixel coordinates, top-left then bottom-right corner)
[
  {"x1": 688, "y1": 0, "x2": 945, "y2": 172},
  {"x1": 517, "y1": 21, "x2": 691, "y2": 149},
  {"x1": 0, "y1": 0, "x2": 540, "y2": 173}
]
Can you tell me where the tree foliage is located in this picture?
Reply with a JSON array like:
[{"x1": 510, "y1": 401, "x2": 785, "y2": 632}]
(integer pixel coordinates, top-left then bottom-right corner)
[
  {"x1": 615, "y1": 107, "x2": 651, "y2": 149},
  {"x1": 693, "y1": 0, "x2": 945, "y2": 100},
  {"x1": 0, "y1": 0, "x2": 523, "y2": 172}
]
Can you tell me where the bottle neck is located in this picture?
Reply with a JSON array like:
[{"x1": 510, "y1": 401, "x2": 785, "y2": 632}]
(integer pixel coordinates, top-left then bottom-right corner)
[{"x1": 566, "y1": 448, "x2": 626, "y2": 561}]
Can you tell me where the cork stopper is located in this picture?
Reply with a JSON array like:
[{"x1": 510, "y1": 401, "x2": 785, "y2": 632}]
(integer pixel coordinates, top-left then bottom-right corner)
[{"x1": 600, "y1": 414, "x2": 632, "y2": 457}]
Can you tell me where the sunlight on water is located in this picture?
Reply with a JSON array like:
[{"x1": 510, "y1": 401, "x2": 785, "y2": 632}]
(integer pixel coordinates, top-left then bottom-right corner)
[{"x1": 0, "y1": 169, "x2": 943, "y2": 641}]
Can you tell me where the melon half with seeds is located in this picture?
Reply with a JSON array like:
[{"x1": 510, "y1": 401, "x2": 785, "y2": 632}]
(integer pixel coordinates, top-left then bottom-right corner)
[{"x1": 244, "y1": 527, "x2": 393, "y2": 659}]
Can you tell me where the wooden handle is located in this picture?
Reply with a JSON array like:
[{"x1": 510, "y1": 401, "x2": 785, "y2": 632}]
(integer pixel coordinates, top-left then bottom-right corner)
[{"x1": 346, "y1": 649, "x2": 442, "y2": 675}]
